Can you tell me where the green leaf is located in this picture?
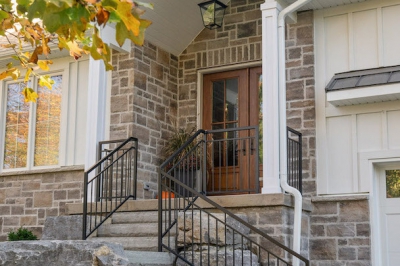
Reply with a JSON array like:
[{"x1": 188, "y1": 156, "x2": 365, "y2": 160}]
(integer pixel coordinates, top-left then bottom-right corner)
[
  {"x1": 27, "y1": 0, "x2": 46, "y2": 21},
  {"x1": 16, "y1": 0, "x2": 31, "y2": 14},
  {"x1": 0, "y1": 10, "x2": 9, "y2": 20},
  {"x1": 42, "y1": 12, "x2": 61, "y2": 33}
]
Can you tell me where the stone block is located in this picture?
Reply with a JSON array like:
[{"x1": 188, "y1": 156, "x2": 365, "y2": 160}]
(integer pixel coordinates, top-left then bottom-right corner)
[
  {"x1": 33, "y1": 191, "x2": 53, "y2": 208},
  {"x1": 22, "y1": 181, "x2": 41, "y2": 191},
  {"x1": 177, "y1": 246, "x2": 258, "y2": 266},
  {"x1": 310, "y1": 239, "x2": 336, "y2": 260},
  {"x1": 0, "y1": 240, "x2": 131, "y2": 266},
  {"x1": 41, "y1": 216, "x2": 85, "y2": 240},
  {"x1": 339, "y1": 201, "x2": 369, "y2": 222},
  {"x1": 177, "y1": 212, "x2": 250, "y2": 247},
  {"x1": 327, "y1": 224, "x2": 355, "y2": 237},
  {"x1": 356, "y1": 223, "x2": 370, "y2": 237},
  {"x1": 339, "y1": 247, "x2": 356, "y2": 260}
]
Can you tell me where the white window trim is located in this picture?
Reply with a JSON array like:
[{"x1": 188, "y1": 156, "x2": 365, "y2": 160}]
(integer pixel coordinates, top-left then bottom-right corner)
[{"x1": 0, "y1": 58, "x2": 76, "y2": 173}]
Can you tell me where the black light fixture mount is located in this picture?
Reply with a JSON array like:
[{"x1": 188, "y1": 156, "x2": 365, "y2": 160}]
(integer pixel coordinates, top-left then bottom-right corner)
[{"x1": 198, "y1": 0, "x2": 228, "y2": 30}]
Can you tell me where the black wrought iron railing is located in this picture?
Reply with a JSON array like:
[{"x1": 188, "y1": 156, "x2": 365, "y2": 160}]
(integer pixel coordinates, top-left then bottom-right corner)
[
  {"x1": 161, "y1": 126, "x2": 260, "y2": 197},
  {"x1": 157, "y1": 126, "x2": 307, "y2": 265},
  {"x1": 157, "y1": 174, "x2": 309, "y2": 266},
  {"x1": 82, "y1": 137, "x2": 138, "y2": 240},
  {"x1": 287, "y1": 127, "x2": 302, "y2": 193}
]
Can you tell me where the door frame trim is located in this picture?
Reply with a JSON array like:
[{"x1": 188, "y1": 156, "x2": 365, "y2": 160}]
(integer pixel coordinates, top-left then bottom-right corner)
[
  {"x1": 196, "y1": 62, "x2": 261, "y2": 130},
  {"x1": 360, "y1": 150, "x2": 400, "y2": 265}
]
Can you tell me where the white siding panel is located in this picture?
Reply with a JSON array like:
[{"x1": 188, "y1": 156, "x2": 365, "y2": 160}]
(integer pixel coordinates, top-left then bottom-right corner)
[
  {"x1": 353, "y1": 9, "x2": 379, "y2": 69},
  {"x1": 75, "y1": 60, "x2": 89, "y2": 165},
  {"x1": 325, "y1": 14, "x2": 349, "y2": 78},
  {"x1": 327, "y1": 116, "x2": 354, "y2": 193},
  {"x1": 388, "y1": 110, "x2": 400, "y2": 149},
  {"x1": 382, "y1": 5, "x2": 400, "y2": 66},
  {"x1": 357, "y1": 112, "x2": 382, "y2": 152}
]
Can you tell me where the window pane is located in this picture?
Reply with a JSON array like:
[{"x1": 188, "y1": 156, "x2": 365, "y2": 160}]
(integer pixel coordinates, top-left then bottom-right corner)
[
  {"x1": 225, "y1": 78, "x2": 238, "y2": 122},
  {"x1": 34, "y1": 75, "x2": 62, "y2": 166},
  {"x1": 3, "y1": 82, "x2": 29, "y2": 169},
  {"x1": 212, "y1": 80, "x2": 225, "y2": 123},
  {"x1": 386, "y1": 169, "x2": 400, "y2": 198}
]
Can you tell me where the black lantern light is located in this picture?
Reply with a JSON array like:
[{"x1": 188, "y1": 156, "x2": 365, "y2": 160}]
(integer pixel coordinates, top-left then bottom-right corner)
[{"x1": 198, "y1": 0, "x2": 227, "y2": 30}]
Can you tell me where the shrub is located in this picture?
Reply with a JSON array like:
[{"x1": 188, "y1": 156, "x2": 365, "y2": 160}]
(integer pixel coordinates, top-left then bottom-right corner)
[{"x1": 8, "y1": 227, "x2": 38, "y2": 241}]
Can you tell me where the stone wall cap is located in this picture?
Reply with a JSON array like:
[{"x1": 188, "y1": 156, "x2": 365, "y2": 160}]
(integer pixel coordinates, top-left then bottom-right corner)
[
  {"x1": 0, "y1": 165, "x2": 84, "y2": 177},
  {"x1": 311, "y1": 194, "x2": 369, "y2": 203}
]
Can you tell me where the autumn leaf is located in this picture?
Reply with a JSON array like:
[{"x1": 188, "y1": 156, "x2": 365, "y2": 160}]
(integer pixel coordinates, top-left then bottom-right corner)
[
  {"x1": 24, "y1": 68, "x2": 32, "y2": 82},
  {"x1": 37, "y1": 60, "x2": 53, "y2": 71},
  {"x1": 22, "y1": 87, "x2": 38, "y2": 102},
  {"x1": 96, "y1": 7, "x2": 110, "y2": 26},
  {"x1": 39, "y1": 75, "x2": 55, "y2": 89}
]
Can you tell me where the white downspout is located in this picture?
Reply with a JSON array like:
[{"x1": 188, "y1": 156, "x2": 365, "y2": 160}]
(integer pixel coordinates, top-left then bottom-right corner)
[{"x1": 277, "y1": 0, "x2": 311, "y2": 263}]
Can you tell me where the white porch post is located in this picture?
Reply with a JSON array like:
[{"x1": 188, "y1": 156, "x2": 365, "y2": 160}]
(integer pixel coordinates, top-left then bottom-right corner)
[
  {"x1": 84, "y1": 26, "x2": 130, "y2": 170},
  {"x1": 260, "y1": 0, "x2": 282, "y2": 194},
  {"x1": 84, "y1": 58, "x2": 107, "y2": 170}
]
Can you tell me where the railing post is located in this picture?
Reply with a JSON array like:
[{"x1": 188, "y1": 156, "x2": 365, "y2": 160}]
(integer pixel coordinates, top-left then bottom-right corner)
[
  {"x1": 255, "y1": 126, "x2": 260, "y2": 193},
  {"x1": 298, "y1": 132, "x2": 302, "y2": 194},
  {"x1": 158, "y1": 167, "x2": 162, "y2": 252},
  {"x1": 202, "y1": 132, "x2": 207, "y2": 195},
  {"x1": 82, "y1": 172, "x2": 88, "y2": 240}
]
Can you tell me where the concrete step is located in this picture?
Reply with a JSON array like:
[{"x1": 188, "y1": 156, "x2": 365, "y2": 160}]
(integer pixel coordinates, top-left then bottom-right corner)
[
  {"x1": 97, "y1": 223, "x2": 159, "y2": 237},
  {"x1": 112, "y1": 211, "x2": 159, "y2": 224},
  {"x1": 124, "y1": 251, "x2": 175, "y2": 266},
  {"x1": 92, "y1": 236, "x2": 176, "y2": 251}
]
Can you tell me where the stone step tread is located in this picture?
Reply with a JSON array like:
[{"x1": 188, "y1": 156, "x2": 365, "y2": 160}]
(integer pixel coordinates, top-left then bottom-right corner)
[
  {"x1": 97, "y1": 223, "x2": 177, "y2": 237},
  {"x1": 97, "y1": 223, "x2": 159, "y2": 237},
  {"x1": 112, "y1": 211, "x2": 159, "y2": 224},
  {"x1": 124, "y1": 251, "x2": 175, "y2": 266},
  {"x1": 92, "y1": 236, "x2": 176, "y2": 252}
]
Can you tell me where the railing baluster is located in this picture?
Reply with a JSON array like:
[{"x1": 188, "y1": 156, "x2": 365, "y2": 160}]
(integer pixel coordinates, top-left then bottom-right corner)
[{"x1": 82, "y1": 137, "x2": 138, "y2": 240}]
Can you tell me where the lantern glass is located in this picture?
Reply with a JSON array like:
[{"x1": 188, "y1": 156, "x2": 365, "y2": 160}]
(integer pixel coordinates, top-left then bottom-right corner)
[{"x1": 198, "y1": 0, "x2": 227, "y2": 29}]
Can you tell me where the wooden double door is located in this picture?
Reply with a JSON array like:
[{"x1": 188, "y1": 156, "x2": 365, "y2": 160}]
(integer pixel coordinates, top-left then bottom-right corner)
[{"x1": 202, "y1": 67, "x2": 262, "y2": 193}]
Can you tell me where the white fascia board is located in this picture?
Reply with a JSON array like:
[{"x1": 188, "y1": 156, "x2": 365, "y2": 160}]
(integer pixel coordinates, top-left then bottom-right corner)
[{"x1": 327, "y1": 83, "x2": 400, "y2": 106}]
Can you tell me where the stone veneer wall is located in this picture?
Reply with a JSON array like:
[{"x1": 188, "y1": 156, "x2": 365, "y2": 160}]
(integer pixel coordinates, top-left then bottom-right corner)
[
  {"x1": 110, "y1": 41, "x2": 178, "y2": 199},
  {"x1": 178, "y1": 2, "x2": 316, "y2": 197},
  {"x1": 310, "y1": 197, "x2": 371, "y2": 265},
  {"x1": 0, "y1": 166, "x2": 84, "y2": 240},
  {"x1": 285, "y1": 11, "x2": 316, "y2": 198},
  {"x1": 178, "y1": 0, "x2": 263, "y2": 128}
]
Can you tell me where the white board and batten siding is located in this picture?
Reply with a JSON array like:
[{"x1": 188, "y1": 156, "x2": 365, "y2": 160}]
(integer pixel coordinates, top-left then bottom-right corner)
[{"x1": 315, "y1": 0, "x2": 400, "y2": 195}]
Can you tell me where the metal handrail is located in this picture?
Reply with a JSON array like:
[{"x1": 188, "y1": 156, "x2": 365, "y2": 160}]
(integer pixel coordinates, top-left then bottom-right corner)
[
  {"x1": 287, "y1": 127, "x2": 302, "y2": 193},
  {"x1": 158, "y1": 172, "x2": 310, "y2": 265},
  {"x1": 158, "y1": 126, "x2": 307, "y2": 265},
  {"x1": 82, "y1": 137, "x2": 138, "y2": 240}
]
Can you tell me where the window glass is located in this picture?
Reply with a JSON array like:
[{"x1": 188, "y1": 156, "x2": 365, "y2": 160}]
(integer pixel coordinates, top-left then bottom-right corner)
[
  {"x1": 2, "y1": 75, "x2": 62, "y2": 170},
  {"x1": 386, "y1": 169, "x2": 400, "y2": 198},
  {"x1": 34, "y1": 75, "x2": 62, "y2": 166},
  {"x1": 3, "y1": 82, "x2": 30, "y2": 169}
]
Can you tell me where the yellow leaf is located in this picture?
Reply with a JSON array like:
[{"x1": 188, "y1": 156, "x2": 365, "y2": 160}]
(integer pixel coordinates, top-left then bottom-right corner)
[
  {"x1": 8, "y1": 68, "x2": 20, "y2": 80},
  {"x1": 39, "y1": 75, "x2": 55, "y2": 90},
  {"x1": 37, "y1": 60, "x2": 53, "y2": 71},
  {"x1": 22, "y1": 87, "x2": 38, "y2": 103},
  {"x1": 116, "y1": 1, "x2": 140, "y2": 36},
  {"x1": 24, "y1": 68, "x2": 32, "y2": 82},
  {"x1": 0, "y1": 71, "x2": 7, "y2": 80}
]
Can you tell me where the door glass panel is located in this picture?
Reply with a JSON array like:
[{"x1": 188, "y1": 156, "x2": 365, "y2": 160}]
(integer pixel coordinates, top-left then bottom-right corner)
[
  {"x1": 3, "y1": 82, "x2": 30, "y2": 169},
  {"x1": 225, "y1": 78, "x2": 238, "y2": 122},
  {"x1": 211, "y1": 124, "x2": 223, "y2": 167},
  {"x1": 34, "y1": 75, "x2": 62, "y2": 166},
  {"x1": 212, "y1": 80, "x2": 224, "y2": 123},
  {"x1": 386, "y1": 169, "x2": 400, "y2": 198},
  {"x1": 226, "y1": 123, "x2": 238, "y2": 166}
]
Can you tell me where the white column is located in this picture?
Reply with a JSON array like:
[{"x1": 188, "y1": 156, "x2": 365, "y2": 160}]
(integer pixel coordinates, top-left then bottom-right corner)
[
  {"x1": 84, "y1": 58, "x2": 107, "y2": 170},
  {"x1": 260, "y1": 0, "x2": 282, "y2": 194}
]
